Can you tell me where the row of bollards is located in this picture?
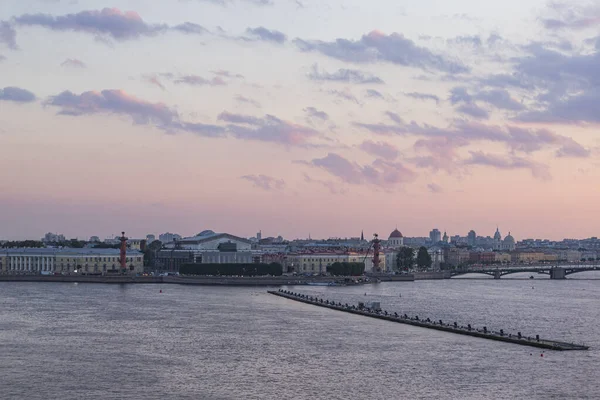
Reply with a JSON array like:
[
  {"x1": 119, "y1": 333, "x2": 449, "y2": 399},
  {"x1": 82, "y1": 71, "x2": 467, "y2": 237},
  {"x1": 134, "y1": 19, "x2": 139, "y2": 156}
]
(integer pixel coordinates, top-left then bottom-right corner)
[
  {"x1": 277, "y1": 289, "x2": 542, "y2": 343},
  {"x1": 273, "y1": 290, "x2": 588, "y2": 350}
]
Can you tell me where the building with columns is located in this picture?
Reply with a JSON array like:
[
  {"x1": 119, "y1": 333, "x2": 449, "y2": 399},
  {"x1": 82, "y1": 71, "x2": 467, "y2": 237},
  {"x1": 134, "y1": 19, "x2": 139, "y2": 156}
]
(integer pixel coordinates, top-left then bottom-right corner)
[
  {"x1": 387, "y1": 229, "x2": 404, "y2": 248},
  {"x1": 0, "y1": 248, "x2": 144, "y2": 274}
]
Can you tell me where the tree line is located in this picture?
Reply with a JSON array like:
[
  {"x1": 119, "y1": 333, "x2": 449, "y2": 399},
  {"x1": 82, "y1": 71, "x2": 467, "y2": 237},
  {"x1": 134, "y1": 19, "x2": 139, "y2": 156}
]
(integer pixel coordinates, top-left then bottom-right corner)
[
  {"x1": 396, "y1": 246, "x2": 432, "y2": 271},
  {"x1": 326, "y1": 262, "x2": 365, "y2": 276}
]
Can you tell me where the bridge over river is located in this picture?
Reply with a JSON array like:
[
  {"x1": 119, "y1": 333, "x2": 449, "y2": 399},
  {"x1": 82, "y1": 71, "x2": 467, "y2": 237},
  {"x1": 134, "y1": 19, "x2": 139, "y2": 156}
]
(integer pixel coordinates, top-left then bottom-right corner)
[{"x1": 450, "y1": 265, "x2": 600, "y2": 279}]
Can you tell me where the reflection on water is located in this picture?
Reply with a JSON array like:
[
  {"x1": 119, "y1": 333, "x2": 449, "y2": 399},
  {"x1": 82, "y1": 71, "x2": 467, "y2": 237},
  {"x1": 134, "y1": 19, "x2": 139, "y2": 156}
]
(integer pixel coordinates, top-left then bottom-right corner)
[{"x1": 0, "y1": 280, "x2": 598, "y2": 400}]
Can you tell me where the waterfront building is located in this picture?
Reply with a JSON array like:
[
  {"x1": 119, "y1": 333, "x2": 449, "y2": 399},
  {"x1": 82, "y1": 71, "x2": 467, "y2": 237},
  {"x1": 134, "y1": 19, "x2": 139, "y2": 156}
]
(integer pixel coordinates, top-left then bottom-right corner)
[
  {"x1": 557, "y1": 250, "x2": 582, "y2": 263},
  {"x1": 427, "y1": 247, "x2": 444, "y2": 270},
  {"x1": 511, "y1": 251, "x2": 546, "y2": 264},
  {"x1": 159, "y1": 232, "x2": 182, "y2": 244},
  {"x1": 42, "y1": 233, "x2": 66, "y2": 243},
  {"x1": 0, "y1": 248, "x2": 143, "y2": 274},
  {"x1": 146, "y1": 234, "x2": 156, "y2": 244},
  {"x1": 443, "y1": 247, "x2": 470, "y2": 267},
  {"x1": 169, "y1": 231, "x2": 252, "y2": 251},
  {"x1": 502, "y1": 233, "x2": 516, "y2": 251},
  {"x1": 387, "y1": 229, "x2": 404, "y2": 248},
  {"x1": 429, "y1": 229, "x2": 441, "y2": 243},
  {"x1": 467, "y1": 230, "x2": 476, "y2": 246},
  {"x1": 156, "y1": 231, "x2": 260, "y2": 271},
  {"x1": 494, "y1": 253, "x2": 512, "y2": 264},
  {"x1": 127, "y1": 238, "x2": 145, "y2": 251},
  {"x1": 469, "y1": 251, "x2": 496, "y2": 265},
  {"x1": 155, "y1": 250, "x2": 195, "y2": 271},
  {"x1": 284, "y1": 251, "x2": 383, "y2": 274}
]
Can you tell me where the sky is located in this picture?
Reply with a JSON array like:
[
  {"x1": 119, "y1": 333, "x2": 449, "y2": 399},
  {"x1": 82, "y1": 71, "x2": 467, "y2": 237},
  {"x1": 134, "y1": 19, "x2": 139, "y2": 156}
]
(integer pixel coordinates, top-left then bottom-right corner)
[{"x1": 1, "y1": 0, "x2": 600, "y2": 241}]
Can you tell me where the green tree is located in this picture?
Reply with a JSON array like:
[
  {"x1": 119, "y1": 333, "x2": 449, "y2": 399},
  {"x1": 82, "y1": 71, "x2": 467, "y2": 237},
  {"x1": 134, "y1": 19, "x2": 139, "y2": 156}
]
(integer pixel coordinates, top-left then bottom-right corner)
[
  {"x1": 326, "y1": 262, "x2": 365, "y2": 276},
  {"x1": 396, "y1": 247, "x2": 415, "y2": 271},
  {"x1": 416, "y1": 246, "x2": 432, "y2": 269},
  {"x1": 143, "y1": 240, "x2": 163, "y2": 267},
  {"x1": 2, "y1": 240, "x2": 44, "y2": 248}
]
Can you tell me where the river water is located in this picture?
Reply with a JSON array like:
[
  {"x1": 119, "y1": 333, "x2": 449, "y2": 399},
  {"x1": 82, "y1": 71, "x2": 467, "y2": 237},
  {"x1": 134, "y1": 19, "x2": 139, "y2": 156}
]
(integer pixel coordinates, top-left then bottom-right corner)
[{"x1": 1, "y1": 275, "x2": 599, "y2": 399}]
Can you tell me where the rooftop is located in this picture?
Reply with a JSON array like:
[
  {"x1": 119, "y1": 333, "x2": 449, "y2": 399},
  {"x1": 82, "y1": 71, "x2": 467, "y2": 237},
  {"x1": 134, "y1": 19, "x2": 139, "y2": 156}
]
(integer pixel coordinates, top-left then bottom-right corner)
[{"x1": 1, "y1": 248, "x2": 143, "y2": 255}]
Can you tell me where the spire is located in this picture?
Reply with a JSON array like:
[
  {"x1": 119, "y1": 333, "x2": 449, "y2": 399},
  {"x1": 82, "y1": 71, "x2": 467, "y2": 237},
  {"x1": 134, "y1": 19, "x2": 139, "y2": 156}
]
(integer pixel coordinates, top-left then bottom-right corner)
[{"x1": 361, "y1": 230, "x2": 364, "y2": 241}]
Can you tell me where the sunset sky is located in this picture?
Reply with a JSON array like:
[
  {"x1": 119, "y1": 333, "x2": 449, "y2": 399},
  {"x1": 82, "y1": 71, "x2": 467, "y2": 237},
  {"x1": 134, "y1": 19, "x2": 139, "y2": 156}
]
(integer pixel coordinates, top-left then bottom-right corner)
[{"x1": 1, "y1": 0, "x2": 599, "y2": 241}]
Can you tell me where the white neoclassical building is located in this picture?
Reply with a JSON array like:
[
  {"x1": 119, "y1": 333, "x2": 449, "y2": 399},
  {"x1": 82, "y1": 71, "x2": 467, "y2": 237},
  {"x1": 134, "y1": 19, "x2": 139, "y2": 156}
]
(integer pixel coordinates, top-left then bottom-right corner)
[
  {"x1": 0, "y1": 248, "x2": 144, "y2": 274},
  {"x1": 387, "y1": 229, "x2": 404, "y2": 248}
]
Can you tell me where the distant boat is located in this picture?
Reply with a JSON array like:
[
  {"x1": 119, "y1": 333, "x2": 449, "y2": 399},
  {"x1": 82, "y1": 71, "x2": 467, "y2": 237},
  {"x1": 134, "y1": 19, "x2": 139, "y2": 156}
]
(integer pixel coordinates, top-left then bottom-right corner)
[
  {"x1": 307, "y1": 282, "x2": 340, "y2": 286},
  {"x1": 529, "y1": 276, "x2": 534, "y2": 279}
]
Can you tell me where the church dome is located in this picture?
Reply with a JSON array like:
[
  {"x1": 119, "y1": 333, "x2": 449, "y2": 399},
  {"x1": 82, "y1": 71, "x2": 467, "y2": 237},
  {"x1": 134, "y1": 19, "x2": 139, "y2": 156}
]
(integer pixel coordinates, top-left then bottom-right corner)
[
  {"x1": 504, "y1": 232, "x2": 515, "y2": 243},
  {"x1": 389, "y1": 229, "x2": 403, "y2": 239},
  {"x1": 197, "y1": 230, "x2": 215, "y2": 237}
]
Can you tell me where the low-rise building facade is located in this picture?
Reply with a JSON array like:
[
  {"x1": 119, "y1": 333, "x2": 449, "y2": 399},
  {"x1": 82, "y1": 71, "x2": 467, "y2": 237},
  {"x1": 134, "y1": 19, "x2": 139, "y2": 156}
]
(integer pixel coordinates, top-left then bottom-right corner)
[{"x1": 0, "y1": 248, "x2": 144, "y2": 274}]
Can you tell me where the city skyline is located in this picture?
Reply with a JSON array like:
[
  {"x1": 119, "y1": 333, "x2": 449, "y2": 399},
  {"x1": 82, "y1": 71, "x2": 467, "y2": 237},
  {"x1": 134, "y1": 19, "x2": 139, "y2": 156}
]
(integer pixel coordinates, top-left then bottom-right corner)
[
  {"x1": 1, "y1": 1, "x2": 600, "y2": 241},
  {"x1": 3, "y1": 225, "x2": 599, "y2": 243}
]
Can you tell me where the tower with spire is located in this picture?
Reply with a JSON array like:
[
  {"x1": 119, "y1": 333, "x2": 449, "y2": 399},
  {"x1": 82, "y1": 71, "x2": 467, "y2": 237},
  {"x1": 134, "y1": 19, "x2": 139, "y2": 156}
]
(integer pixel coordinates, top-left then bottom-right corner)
[
  {"x1": 361, "y1": 230, "x2": 364, "y2": 241},
  {"x1": 493, "y1": 227, "x2": 502, "y2": 250},
  {"x1": 494, "y1": 227, "x2": 502, "y2": 241}
]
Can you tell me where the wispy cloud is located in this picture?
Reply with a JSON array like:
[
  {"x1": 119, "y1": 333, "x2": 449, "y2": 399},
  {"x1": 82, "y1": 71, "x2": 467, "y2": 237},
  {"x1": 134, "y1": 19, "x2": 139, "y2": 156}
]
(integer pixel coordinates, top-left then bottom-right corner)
[
  {"x1": 326, "y1": 88, "x2": 360, "y2": 104},
  {"x1": 223, "y1": 112, "x2": 320, "y2": 146},
  {"x1": 355, "y1": 114, "x2": 590, "y2": 159},
  {"x1": 241, "y1": 174, "x2": 285, "y2": 190},
  {"x1": 195, "y1": 0, "x2": 273, "y2": 6},
  {"x1": 0, "y1": 21, "x2": 18, "y2": 50},
  {"x1": 304, "y1": 106, "x2": 329, "y2": 122},
  {"x1": 541, "y1": 2, "x2": 600, "y2": 31},
  {"x1": 450, "y1": 86, "x2": 524, "y2": 111},
  {"x1": 11, "y1": 8, "x2": 206, "y2": 46},
  {"x1": 302, "y1": 153, "x2": 416, "y2": 187},
  {"x1": 235, "y1": 95, "x2": 261, "y2": 108},
  {"x1": 60, "y1": 58, "x2": 86, "y2": 68},
  {"x1": 143, "y1": 75, "x2": 166, "y2": 90},
  {"x1": 404, "y1": 92, "x2": 440, "y2": 104},
  {"x1": 464, "y1": 151, "x2": 552, "y2": 180},
  {"x1": 359, "y1": 140, "x2": 399, "y2": 160},
  {"x1": 308, "y1": 64, "x2": 384, "y2": 84},
  {"x1": 427, "y1": 183, "x2": 443, "y2": 193},
  {"x1": 174, "y1": 75, "x2": 227, "y2": 86},
  {"x1": 303, "y1": 173, "x2": 347, "y2": 195},
  {"x1": 295, "y1": 30, "x2": 468, "y2": 73},
  {"x1": 245, "y1": 26, "x2": 286, "y2": 43},
  {"x1": 45, "y1": 89, "x2": 177, "y2": 126},
  {"x1": 212, "y1": 70, "x2": 244, "y2": 79},
  {"x1": 0, "y1": 86, "x2": 36, "y2": 103}
]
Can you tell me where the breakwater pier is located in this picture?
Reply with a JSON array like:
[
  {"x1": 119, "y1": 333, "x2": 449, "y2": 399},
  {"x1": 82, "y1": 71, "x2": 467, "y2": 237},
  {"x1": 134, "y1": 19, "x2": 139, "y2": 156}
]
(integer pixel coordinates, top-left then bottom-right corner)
[{"x1": 269, "y1": 290, "x2": 589, "y2": 351}]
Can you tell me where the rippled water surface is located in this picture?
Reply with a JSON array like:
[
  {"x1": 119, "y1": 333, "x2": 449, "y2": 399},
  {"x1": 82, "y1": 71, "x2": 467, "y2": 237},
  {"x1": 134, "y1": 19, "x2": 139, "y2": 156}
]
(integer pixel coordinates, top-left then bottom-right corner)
[{"x1": 1, "y1": 277, "x2": 599, "y2": 399}]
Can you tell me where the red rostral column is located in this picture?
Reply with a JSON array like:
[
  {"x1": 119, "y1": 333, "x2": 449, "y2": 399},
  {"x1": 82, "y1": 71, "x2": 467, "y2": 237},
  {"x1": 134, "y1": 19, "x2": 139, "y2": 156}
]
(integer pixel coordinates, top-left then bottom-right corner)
[
  {"x1": 372, "y1": 234, "x2": 381, "y2": 272},
  {"x1": 119, "y1": 231, "x2": 128, "y2": 273}
]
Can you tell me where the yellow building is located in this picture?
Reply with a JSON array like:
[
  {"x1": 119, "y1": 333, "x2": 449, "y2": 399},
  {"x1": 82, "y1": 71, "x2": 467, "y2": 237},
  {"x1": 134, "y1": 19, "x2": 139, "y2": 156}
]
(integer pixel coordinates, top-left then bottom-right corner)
[
  {"x1": 1, "y1": 248, "x2": 144, "y2": 274},
  {"x1": 542, "y1": 253, "x2": 558, "y2": 262},
  {"x1": 284, "y1": 252, "x2": 382, "y2": 274},
  {"x1": 494, "y1": 253, "x2": 512, "y2": 264},
  {"x1": 511, "y1": 252, "x2": 545, "y2": 263}
]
